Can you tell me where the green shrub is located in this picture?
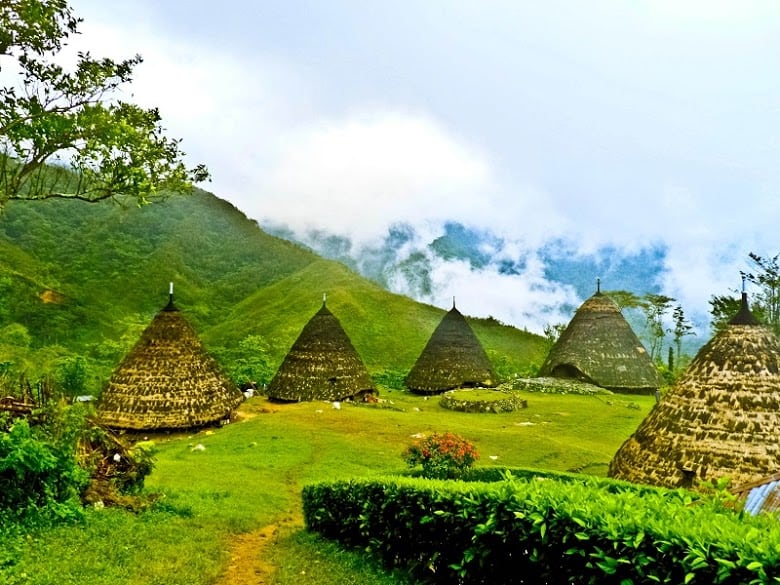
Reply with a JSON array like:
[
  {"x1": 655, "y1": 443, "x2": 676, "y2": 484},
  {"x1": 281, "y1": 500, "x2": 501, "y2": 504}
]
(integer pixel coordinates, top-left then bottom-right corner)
[
  {"x1": 402, "y1": 432, "x2": 479, "y2": 479},
  {"x1": 303, "y1": 474, "x2": 780, "y2": 585},
  {"x1": 55, "y1": 356, "x2": 89, "y2": 398},
  {"x1": 0, "y1": 411, "x2": 88, "y2": 522},
  {"x1": 372, "y1": 369, "x2": 407, "y2": 390}
]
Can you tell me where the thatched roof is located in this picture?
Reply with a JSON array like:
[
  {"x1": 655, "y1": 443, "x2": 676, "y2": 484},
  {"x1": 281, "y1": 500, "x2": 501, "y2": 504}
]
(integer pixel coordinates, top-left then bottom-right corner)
[
  {"x1": 405, "y1": 304, "x2": 497, "y2": 394},
  {"x1": 98, "y1": 295, "x2": 243, "y2": 431},
  {"x1": 538, "y1": 290, "x2": 659, "y2": 394},
  {"x1": 609, "y1": 293, "x2": 780, "y2": 489},
  {"x1": 265, "y1": 301, "x2": 375, "y2": 402}
]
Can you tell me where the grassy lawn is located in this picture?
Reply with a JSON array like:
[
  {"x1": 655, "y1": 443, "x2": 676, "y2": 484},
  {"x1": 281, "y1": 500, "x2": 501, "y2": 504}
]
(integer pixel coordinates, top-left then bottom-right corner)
[{"x1": 1, "y1": 390, "x2": 653, "y2": 584}]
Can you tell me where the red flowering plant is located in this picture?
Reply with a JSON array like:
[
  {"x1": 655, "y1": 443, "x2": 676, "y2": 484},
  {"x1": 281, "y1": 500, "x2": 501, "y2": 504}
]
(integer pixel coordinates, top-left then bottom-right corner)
[{"x1": 403, "y1": 432, "x2": 479, "y2": 479}]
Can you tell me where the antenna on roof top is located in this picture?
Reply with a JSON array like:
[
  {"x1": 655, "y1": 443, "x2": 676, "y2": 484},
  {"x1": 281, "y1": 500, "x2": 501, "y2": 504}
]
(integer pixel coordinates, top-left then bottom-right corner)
[{"x1": 596, "y1": 277, "x2": 601, "y2": 294}]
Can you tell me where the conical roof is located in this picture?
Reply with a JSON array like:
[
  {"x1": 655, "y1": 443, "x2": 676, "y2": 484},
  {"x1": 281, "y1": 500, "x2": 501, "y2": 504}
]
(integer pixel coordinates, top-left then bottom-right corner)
[
  {"x1": 405, "y1": 304, "x2": 497, "y2": 394},
  {"x1": 538, "y1": 289, "x2": 659, "y2": 394},
  {"x1": 609, "y1": 293, "x2": 780, "y2": 489},
  {"x1": 266, "y1": 301, "x2": 375, "y2": 402},
  {"x1": 98, "y1": 294, "x2": 243, "y2": 431}
]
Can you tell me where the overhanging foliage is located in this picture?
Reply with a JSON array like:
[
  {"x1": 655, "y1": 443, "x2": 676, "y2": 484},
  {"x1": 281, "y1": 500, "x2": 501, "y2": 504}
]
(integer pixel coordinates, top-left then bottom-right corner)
[{"x1": 0, "y1": 0, "x2": 207, "y2": 207}]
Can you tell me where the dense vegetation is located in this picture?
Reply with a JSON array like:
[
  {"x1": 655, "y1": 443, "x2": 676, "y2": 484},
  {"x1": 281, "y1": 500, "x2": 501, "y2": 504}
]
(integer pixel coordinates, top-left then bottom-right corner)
[
  {"x1": 305, "y1": 473, "x2": 779, "y2": 584},
  {"x1": 0, "y1": 191, "x2": 547, "y2": 397}
]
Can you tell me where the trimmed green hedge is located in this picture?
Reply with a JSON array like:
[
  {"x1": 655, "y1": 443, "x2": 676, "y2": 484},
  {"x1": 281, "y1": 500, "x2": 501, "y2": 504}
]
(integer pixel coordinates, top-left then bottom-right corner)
[{"x1": 303, "y1": 474, "x2": 780, "y2": 584}]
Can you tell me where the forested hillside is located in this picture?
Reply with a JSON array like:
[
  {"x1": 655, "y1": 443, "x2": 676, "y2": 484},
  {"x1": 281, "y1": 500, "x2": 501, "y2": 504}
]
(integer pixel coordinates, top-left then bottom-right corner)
[{"x1": 0, "y1": 191, "x2": 546, "y2": 395}]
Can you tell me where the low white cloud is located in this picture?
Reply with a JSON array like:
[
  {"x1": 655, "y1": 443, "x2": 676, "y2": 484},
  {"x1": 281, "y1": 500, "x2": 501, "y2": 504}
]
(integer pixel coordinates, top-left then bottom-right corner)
[
  {"x1": 420, "y1": 256, "x2": 580, "y2": 334},
  {"x1": 254, "y1": 111, "x2": 500, "y2": 244},
  {"x1": 59, "y1": 1, "x2": 780, "y2": 337}
]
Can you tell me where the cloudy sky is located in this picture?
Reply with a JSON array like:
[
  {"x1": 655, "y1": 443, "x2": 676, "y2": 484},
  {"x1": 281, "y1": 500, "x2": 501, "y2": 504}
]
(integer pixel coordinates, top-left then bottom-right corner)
[{"x1": 65, "y1": 0, "x2": 780, "y2": 333}]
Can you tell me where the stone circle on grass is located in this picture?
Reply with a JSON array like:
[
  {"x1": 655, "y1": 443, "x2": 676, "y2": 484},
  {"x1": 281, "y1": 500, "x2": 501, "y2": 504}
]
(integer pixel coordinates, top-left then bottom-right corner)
[
  {"x1": 440, "y1": 389, "x2": 528, "y2": 413},
  {"x1": 507, "y1": 377, "x2": 613, "y2": 395}
]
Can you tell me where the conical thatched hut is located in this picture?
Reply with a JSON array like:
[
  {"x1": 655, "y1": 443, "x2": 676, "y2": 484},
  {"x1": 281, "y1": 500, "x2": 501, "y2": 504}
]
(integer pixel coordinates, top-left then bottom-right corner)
[
  {"x1": 266, "y1": 300, "x2": 375, "y2": 402},
  {"x1": 98, "y1": 289, "x2": 243, "y2": 431},
  {"x1": 538, "y1": 285, "x2": 659, "y2": 394},
  {"x1": 405, "y1": 302, "x2": 497, "y2": 394},
  {"x1": 609, "y1": 291, "x2": 780, "y2": 489}
]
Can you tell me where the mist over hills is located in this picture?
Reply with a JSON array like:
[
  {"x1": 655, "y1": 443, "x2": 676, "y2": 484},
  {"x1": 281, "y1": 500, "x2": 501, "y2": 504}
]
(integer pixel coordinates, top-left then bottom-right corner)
[{"x1": 265, "y1": 221, "x2": 672, "y2": 334}]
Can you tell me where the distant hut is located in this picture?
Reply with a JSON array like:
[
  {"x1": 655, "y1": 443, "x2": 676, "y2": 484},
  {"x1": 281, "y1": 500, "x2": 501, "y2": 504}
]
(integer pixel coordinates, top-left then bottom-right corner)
[
  {"x1": 609, "y1": 287, "x2": 780, "y2": 489},
  {"x1": 539, "y1": 281, "x2": 659, "y2": 394},
  {"x1": 98, "y1": 285, "x2": 243, "y2": 431},
  {"x1": 405, "y1": 300, "x2": 497, "y2": 394},
  {"x1": 266, "y1": 298, "x2": 375, "y2": 402}
]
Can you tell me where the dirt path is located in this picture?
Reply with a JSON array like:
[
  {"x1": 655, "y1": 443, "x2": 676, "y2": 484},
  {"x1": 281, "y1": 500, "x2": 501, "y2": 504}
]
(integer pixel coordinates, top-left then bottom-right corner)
[
  {"x1": 216, "y1": 410, "x2": 308, "y2": 585},
  {"x1": 215, "y1": 404, "x2": 315, "y2": 584},
  {"x1": 216, "y1": 512, "x2": 302, "y2": 585}
]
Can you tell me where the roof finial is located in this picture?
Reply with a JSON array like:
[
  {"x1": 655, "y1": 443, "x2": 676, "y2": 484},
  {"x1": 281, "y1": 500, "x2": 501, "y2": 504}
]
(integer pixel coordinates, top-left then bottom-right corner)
[
  {"x1": 322, "y1": 292, "x2": 327, "y2": 306},
  {"x1": 730, "y1": 273, "x2": 760, "y2": 325},
  {"x1": 164, "y1": 281, "x2": 178, "y2": 311},
  {"x1": 596, "y1": 277, "x2": 601, "y2": 295},
  {"x1": 452, "y1": 296, "x2": 456, "y2": 309}
]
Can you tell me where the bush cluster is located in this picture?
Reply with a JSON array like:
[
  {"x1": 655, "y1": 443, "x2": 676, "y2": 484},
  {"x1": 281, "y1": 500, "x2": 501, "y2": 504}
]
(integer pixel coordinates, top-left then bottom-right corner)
[
  {"x1": 0, "y1": 409, "x2": 88, "y2": 523},
  {"x1": 303, "y1": 473, "x2": 780, "y2": 584},
  {"x1": 0, "y1": 403, "x2": 156, "y2": 524},
  {"x1": 402, "y1": 432, "x2": 478, "y2": 479}
]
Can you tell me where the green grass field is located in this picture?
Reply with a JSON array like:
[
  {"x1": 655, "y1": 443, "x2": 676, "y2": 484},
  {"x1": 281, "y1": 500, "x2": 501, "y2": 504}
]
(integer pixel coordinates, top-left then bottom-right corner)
[{"x1": 1, "y1": 390, "x2": 654, "y2": 585}]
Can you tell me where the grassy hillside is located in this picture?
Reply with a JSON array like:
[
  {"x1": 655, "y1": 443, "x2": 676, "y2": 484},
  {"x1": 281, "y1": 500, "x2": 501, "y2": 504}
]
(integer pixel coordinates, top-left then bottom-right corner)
[
  {"x1": 2, "y1": 391, "x2": 655, "y2": 584},
  {"x1": 0, "y1": 191, "x2": 546, "y2": 393}
]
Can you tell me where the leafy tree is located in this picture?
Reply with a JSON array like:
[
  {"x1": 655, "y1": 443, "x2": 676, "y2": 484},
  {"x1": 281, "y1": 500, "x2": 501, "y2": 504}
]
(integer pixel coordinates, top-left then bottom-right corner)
[
  {"x1": 0, "y1": 0, "x2": 208, "y2": 208},
  {"x1": 744, "y1": 253, "x2": 780, "y2": 333},
  {"x1": 708, "y1": 292, "x2": 741, "y2": 333},
  {"x1": 55, "y1": 355, "x2": 88, "y2": 397},
  {"x1": 0, "y1": 322, "x2": 32, "y2": 347},
  {"x1": 214, "y1": 335, "x2": 274, "y2": 389},
  {"x1": 542, "y1": 322, "x2": 566, "y2": 351},
  {"x1": 603, "y1": 289, "x2": 643, "y2": 311},
  {"x1": 671, "y1": 304, "x2": 694, "y2": 362},
  {"x1": 640, "y1": 293, "x2": 675, "y2": 362},
  {"x1": 709, "y1": 254, "x2": 780, "y2": 334}
]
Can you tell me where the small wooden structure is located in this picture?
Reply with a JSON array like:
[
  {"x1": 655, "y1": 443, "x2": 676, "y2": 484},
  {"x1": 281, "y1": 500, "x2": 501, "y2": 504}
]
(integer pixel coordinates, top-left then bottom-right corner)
[{"x1": 0, "y1": 395, "x2": 35, "y2": 418}]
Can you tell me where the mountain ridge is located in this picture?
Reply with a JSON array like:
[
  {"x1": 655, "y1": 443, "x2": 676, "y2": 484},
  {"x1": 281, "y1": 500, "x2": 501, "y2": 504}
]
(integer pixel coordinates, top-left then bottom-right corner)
[{"x1": 0, "y1": 190, "x2": 545, "y2": 394}]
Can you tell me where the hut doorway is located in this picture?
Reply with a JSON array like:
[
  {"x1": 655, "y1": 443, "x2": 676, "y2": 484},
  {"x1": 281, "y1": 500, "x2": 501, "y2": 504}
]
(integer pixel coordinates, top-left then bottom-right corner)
[{"x1": 550, "y1": 364, "x2": 593, "y2": 384}]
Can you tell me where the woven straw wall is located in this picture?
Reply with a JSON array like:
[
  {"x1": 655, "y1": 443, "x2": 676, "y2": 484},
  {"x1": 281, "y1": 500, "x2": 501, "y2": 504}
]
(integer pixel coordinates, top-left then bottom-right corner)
[
  {"x1": 405, "y1": 307, "x2": 497, "y2": 394},
  {"x1": 98, "y1": 307, "x2": 243, "y2": 431},
  {"x1": 609, "y1": 322, "x2": 780, "y2": 489},
  {"x1": 266, "y1": 304, "x2": 374, "y2": 402},
  {"x1": 539, "y1": 293, "x2": 659, "y2": 394}
]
